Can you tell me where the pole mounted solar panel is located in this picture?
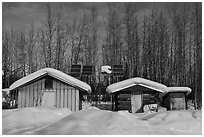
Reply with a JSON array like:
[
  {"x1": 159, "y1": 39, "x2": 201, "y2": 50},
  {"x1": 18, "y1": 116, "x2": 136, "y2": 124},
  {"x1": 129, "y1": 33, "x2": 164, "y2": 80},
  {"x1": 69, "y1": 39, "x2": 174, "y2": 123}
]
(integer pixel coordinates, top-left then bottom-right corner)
[
  {"x1": 70, "y1": 65, "x2": 82, "y2": 78},
  {"x1": 112, "y1": 65, "x2": 123, "y2": 76},
  {"x1": 82, "y1": 66, "x2": 94, "y2": 75}
]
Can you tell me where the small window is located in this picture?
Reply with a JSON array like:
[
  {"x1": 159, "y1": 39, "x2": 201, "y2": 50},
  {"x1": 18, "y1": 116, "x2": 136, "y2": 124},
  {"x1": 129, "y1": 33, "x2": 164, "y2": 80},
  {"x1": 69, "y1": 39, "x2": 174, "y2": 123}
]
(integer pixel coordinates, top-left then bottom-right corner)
[{"x1": 45, "y1": 77, "x2": 53, "y2": 89}]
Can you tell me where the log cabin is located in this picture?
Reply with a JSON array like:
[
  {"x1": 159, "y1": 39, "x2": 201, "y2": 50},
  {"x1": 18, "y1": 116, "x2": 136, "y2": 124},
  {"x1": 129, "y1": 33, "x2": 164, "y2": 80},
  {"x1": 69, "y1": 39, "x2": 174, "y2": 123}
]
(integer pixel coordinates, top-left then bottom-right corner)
[{"x1": 106, "y1": 77, "x2": 168, "y2": 113}]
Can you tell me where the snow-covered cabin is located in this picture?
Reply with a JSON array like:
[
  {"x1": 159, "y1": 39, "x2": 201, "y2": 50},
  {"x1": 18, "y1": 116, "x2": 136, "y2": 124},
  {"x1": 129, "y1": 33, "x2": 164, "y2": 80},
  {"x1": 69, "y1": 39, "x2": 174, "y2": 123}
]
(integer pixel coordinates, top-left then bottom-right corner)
[
  {"x1": 161, "y1": 87, "x2": 191, "y2": 110},
  {"x1": 9, "y1": 68, "x2": 92, "y2": 111},
  {"x1": 106, "y1": 77, "x2": 168, "y2": 113}
]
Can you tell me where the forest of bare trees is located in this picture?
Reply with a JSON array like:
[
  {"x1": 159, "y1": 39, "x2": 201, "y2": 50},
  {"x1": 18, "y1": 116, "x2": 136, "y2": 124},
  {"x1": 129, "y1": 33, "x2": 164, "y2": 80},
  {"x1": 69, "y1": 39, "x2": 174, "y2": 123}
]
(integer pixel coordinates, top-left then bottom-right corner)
[{"x1": 2, "y1": 3, "x2": 202, "y2": 109}]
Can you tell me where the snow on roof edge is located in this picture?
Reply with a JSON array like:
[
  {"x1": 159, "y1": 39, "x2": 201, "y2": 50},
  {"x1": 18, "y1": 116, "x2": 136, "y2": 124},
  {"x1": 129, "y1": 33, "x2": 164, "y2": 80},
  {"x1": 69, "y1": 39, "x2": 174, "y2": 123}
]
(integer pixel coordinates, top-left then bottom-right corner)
[
  {"x1": 108, "y1": 83, "x2": 136, "y2": 93},
  {"x1": 167, "y1": 87, "x2": 192, "y2": 94},
  {"x1": 106, "y1": 77, "x2": 168, "y2": 93},
  {"x1": 9, "y1": 70, "x2": 47, "y2": 91},
  {"x1": 160, "y1": 87, "x2": 192, "y2": 99},
  {"x1": 9, "y1": 68, "x2": 91, "y2": 93}
]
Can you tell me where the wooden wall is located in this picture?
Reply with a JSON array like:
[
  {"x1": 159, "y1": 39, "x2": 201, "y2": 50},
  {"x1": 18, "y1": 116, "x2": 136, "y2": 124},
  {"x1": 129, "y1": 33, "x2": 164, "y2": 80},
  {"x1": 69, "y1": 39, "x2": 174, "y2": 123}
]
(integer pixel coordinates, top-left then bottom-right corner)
[
  {"x1": 17, "y1": 77, "x2": 81, "y2": 111},
  {"x1": 113, "y1": 90, "x2": 160, "y2": 113}
]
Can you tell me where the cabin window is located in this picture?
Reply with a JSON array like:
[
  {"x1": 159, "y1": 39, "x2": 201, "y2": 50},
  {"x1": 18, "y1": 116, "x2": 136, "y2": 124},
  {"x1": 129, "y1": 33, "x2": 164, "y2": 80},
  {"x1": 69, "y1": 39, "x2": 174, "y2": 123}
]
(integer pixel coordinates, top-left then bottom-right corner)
[
  {"x1": 45, "y1": 77, "x2": 53, "y2": 89},
  {"x1": 117, "y1": 93, "x2": 131, "y2": 112},
  {"x1": 142, "y1": 93, "x2": 159, "y2": 105}
]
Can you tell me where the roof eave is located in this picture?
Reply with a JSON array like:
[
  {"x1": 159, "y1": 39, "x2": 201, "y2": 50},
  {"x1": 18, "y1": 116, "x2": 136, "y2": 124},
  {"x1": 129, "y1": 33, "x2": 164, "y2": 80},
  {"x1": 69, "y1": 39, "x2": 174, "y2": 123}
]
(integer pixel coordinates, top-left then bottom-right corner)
[{"x1": 106, "y1": 78, "x2": 167, "y2": 93}]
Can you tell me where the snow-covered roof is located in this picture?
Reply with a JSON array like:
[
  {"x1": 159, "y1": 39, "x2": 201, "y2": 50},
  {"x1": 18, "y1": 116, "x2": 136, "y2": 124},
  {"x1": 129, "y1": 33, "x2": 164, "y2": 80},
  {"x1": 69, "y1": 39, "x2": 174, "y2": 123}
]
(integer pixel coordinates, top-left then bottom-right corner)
[
  {"x1": 160, "y1": 87, "x2": 192, "y2": 99},
  {"x1": 9, "y1": 68, "x2": 91, "y2": 93},
  {"x1": 167, "y1": 87, "x2": 192, "y2": 94},
  {"x1": 106, "y1": 77, "x2": 168, "y2": 93}
]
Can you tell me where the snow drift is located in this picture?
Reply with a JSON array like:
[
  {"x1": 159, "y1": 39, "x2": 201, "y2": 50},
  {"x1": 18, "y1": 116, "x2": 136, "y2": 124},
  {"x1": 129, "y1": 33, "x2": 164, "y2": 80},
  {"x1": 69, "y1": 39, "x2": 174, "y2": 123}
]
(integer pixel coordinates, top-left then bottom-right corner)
[
  {"x1": 2, "y1": 107, "x2": 72, "y2": 135},
  {"x1": 2, "y1": 108, "x2": 201, "y2": 135}
]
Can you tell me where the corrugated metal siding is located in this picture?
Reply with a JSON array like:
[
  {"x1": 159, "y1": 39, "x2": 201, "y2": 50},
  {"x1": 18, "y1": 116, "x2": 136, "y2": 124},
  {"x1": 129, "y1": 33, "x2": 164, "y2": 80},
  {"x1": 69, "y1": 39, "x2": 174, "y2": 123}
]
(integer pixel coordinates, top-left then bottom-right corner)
[
  {"x1": 33, "y1": 80, "x2": 38, "y2": 106},
  {"x1": 71, "y1": 89, "x2": 75, "y2": 111},
  {"x1": 18, "y1": 89, "x2": 22, "y2": 108},
  {"x1": 56, "y1": 81, "x2": 60, "y2": 107},
  {"x1": 26, "y1": 86, "x2": 29, "y2": 107},
  {"x1": 68, "y1": 87, "x2": 72, "y2": 109},
  {"x1": 75, "y1": 89, "x2": 79, "y2": 111},
  {"x1": 60, "y1": 83, "x2": 64, "y2": 107},
  {"x1": 53, "y1": 79, "x2": 79, "y2": 111},
  {"x1": 17, "y1": 77, "x2": 81, "y2": 111},
  {"x1": 64, "y1": 89, "x2": 68, "y2": 108},
  {"x1": 22, "y1": 87, "x2": 26, "y2": 107}
]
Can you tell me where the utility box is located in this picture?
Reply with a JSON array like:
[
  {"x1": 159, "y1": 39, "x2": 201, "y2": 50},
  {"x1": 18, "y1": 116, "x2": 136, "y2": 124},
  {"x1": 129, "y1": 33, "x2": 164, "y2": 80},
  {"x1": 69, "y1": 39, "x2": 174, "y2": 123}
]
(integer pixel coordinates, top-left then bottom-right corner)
[{"x1": 161, "y1": 87, "x2": 191, "y2": 110}]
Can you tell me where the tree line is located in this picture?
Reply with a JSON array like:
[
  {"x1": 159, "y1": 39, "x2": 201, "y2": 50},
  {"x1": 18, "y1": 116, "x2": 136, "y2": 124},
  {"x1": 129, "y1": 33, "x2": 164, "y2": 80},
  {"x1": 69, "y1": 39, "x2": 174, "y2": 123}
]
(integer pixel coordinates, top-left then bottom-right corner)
[{"x1": 2, "y1": 3, "x2": 202, "y2": 109}]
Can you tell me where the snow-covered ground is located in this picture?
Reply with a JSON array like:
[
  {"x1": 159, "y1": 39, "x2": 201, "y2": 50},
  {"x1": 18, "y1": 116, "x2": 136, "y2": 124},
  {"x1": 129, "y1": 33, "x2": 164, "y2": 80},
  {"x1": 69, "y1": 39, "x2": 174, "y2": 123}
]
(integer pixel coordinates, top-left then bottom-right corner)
[
  {"x1": 2, "y1": 107, "x2": 202, "y2": 135},
  {"x1": 2, "y1": 107, "x2": 72, "y2": 135}
]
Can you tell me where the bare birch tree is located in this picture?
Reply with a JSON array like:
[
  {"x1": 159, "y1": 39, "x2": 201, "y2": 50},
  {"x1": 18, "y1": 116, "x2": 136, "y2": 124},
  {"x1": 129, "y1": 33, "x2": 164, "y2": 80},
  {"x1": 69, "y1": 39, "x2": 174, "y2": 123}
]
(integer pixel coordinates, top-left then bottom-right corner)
[
  {"x1": 40, "y1": 3, "x2": 56, "y2": 68},
  {"x1": 104, "y1": 4, "x2": 123, "y2": 66},
  {"x1": 26, "y1": 21, "x2": 36, "y2": 74},
  {"x1": 54, "y1": 6, "x2": 70, "y2": 70},
  {"x1": 124, "y1": 3, "x2": 140, "y2": 78}
]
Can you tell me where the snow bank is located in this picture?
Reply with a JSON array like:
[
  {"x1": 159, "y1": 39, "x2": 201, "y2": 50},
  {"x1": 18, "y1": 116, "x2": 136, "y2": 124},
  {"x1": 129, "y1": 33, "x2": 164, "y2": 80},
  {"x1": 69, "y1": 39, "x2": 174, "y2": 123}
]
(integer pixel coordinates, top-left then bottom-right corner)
[
  {"x1": 2, "y1": 107, "x2": 72, "y2": 135},
  {"x1": 30, "y1": 109, "x2": 153, "y2": 135},
  {"x1": 2, "y1": 107, "x2": 201, "y2": 135},
  {"x1": 140, "y1": 110, "x2": 202, "y2": 134},
  {"x1": 28, "y1": 109, "x2": 201, "y2": 135}
]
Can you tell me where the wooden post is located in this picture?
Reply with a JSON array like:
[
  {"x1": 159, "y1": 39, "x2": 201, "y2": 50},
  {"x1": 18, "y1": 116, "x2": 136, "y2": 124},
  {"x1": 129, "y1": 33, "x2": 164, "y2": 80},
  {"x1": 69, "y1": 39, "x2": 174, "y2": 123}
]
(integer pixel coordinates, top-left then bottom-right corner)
[
  {"x1": 194, "y1": 88, "x2": 197, "y2": 110},
  {"x1": 185, "y1": 93, "x2": 188, "y2": 110}
]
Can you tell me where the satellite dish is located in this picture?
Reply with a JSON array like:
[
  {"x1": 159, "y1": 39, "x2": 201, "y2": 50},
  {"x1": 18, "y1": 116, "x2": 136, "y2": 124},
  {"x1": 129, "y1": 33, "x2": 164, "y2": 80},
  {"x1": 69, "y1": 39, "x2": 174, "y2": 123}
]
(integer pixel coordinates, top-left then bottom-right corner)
[{"x1": 101, "y1": 65, "x2": 112, "y2": 74}]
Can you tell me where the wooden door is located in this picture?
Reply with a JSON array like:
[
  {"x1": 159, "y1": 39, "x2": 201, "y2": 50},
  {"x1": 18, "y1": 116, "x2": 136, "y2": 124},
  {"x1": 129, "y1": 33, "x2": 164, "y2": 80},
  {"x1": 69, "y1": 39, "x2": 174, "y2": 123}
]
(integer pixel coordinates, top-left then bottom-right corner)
[
  {"x1": 131, "y1": 91, "x2": 142, "y2": 113},
  {"x1": 170, "y1": 97, "x2": 186, "y2": 110},
  {"x1": 41, "y1": 90, "x2": 56, "y2": 107}
]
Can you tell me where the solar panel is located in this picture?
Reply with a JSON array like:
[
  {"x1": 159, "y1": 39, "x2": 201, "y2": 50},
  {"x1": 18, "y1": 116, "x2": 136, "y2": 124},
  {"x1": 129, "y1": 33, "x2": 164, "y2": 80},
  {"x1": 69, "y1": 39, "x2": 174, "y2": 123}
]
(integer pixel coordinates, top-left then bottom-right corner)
[
  {"x1": 82, "y1": 66, "x2": 94, "y2": 75},
  {"x1": 112, "y1": 65, "x2": 123, "y2": 76},
  {"x1": 70, "y1": 65, "x2": 82, "y2": 77}
]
